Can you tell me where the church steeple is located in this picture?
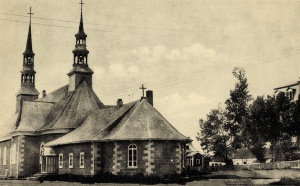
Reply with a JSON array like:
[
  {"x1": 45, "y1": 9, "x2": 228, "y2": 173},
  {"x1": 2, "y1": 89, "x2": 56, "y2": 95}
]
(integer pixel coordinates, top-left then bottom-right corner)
[
  {"x1": 73, "y1": 0, "x2": 89, "y2": 66},
  {"x1": 68, "y1": 0, "x2": 93, "y2": 92},
  {"x1": 16, "y1": 7, "x2": 39, "y2": 113}
]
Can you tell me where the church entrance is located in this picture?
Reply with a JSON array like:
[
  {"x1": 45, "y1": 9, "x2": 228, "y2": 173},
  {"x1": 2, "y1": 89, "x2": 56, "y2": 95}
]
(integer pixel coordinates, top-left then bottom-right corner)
[{"x1": 40, "y1": 142, "x2": 58, "y2": 174}]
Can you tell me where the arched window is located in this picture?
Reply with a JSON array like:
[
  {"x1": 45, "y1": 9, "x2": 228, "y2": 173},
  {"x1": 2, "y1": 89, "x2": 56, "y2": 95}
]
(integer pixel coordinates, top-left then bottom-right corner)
[
  {"x1": 3, "y1": 146, "x2": 6, "y2": 165},
  {"x1": 11, "y1": 143, "x2": 16, "y2": 164},
  {"x1": 128, "y1": 144, "x2": 137, "y2": 168}
]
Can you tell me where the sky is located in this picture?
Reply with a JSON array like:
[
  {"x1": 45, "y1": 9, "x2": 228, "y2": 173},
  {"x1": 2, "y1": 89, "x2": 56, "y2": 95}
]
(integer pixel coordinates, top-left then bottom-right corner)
[{"x1": 0, "y1": 0, "x2": 300, "y2": 151}]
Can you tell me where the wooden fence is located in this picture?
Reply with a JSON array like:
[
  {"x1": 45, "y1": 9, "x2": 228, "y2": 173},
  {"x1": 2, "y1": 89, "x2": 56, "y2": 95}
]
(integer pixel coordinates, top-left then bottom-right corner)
[{"x1": 233, "y1": 160, "x2": 300, "y2": 170}]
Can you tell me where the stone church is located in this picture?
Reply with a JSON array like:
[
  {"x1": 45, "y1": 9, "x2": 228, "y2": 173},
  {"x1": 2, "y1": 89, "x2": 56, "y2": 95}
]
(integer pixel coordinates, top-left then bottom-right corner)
[{"x1": 0, "y1": 4, "x2": 191, "y2": 178}]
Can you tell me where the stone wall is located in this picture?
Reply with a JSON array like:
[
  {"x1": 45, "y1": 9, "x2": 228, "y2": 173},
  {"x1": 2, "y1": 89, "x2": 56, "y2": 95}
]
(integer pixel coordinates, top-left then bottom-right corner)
[
  {"x1": 55, "y1": 143, "x2": 92, "y2": 175},
  {"x1": 19, "y1": 134, "x2": 64, "y2": 177},
  {"x1": 99, "y1": 140, "x2": 183, "y2": 176}
]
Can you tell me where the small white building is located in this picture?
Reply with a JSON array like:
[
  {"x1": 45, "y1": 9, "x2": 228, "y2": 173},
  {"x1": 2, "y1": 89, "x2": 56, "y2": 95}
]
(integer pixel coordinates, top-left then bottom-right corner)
[{"x1": 232, "y1": 149, "x2": 257, "y2": 165}]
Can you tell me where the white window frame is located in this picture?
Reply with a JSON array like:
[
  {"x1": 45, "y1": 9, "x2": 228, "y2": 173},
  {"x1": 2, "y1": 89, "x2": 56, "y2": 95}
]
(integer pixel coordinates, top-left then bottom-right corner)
[
  {"x1": 11, "y1": 143, "x2": 16, "y2": 165},
  {"x1": 69, "y1": 153, "x2": 73, "y2": 168},
  {"x1": 3, "y1": 146, "x2": 6, "y2": 165},
  {"x1": 59, "y1": 153, "x2": 63, "y2": 169},
  {"x1": 79, "y1": 152, "x2": 84, "y2": 168},
  {"x1": 128, "y1": 144, "x2": 137, "y2": 168}
]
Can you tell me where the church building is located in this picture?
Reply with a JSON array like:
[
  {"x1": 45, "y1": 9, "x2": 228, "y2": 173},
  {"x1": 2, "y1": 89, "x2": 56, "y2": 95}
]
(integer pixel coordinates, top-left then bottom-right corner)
[{"x1": 0, "y1": 4, "x2": 191, "y2": 178}]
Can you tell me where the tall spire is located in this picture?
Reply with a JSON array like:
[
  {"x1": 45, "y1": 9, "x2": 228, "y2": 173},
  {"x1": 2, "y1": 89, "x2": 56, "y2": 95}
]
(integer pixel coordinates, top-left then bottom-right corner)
[
  {"x1": 76, "y1": 0, "x2": 87, "y2": 38},
  {"x1": 68, "y1": 0, "x2": 93, "y2": 92},
  {"x1": 16, "y1": 7, "x2": 39, "y2": 113},
  {"x1": 24, "y1": 7, "x2": 34, "y2": 55}
]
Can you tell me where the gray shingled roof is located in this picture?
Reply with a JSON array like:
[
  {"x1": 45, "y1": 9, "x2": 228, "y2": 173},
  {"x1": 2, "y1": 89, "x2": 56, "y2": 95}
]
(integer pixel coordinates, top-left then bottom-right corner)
[
  {"x1": 46, "y1": 99, "x2": 190, "y2": 146},
  {"x1": 0, "y1": 113, "x2": 19, "y2": 139},
  {"x1": 16, "y1": 101, "x2": 53, "y2": 132},
  {"x1": 232, "y1": 149, "x2": 256, "y2": 159},
  {"x1": 0, "y1": 79, "x2": 105, "y2": 139},
  {"x1": 45, "y1": 101, "x2": 137, "y2": 146},
  {"x1": 101, "y1": 99, "x2": 189, "y2": 141},
  {"x1": 36, "y1": 85, "x2": 69, "y2": 103},
  {"x1": 39, "y1": 80, "x2": 104, "y2": 131}
]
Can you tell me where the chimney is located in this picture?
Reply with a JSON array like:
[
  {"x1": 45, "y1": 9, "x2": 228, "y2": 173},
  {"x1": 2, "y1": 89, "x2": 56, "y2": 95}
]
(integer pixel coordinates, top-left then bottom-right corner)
[
  {"x1": 117, "y1": 99, "x2": 123, "y2": 108},
  {"x1": 146, "y1": 90, "x2": 153, "y2": 106},
  {"x1": 42, "y1": 90, "x2": 46, "y2": 98}
]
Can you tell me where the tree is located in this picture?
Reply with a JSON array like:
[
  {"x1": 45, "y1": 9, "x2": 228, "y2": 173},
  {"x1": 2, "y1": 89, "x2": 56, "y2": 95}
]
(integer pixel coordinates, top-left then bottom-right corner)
[
  {"x1": 248, "y1": 96, "x2": 268, "y2": 162},
  {"x1": 197, "y1": 106, "x2": 231, "y2": 162},
  {"x1": 248, "y1": 93, "x2": 292, "y2": 161},
  {"x1": 224, "y1": 67, "x2": 252, "y2": 150},
  {"x1": 288, "y1": 94, "x2": 300, "y2": 136}
]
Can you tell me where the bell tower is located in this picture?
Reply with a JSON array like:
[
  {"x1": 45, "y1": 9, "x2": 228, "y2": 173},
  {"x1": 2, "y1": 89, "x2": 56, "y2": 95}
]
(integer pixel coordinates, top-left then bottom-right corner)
[
  {"x1": 16, "y1": 7, "x2": 39, "y2": 113},
  {"x1": 68, "y1": 0, "x2": 93, "y2": 92}
]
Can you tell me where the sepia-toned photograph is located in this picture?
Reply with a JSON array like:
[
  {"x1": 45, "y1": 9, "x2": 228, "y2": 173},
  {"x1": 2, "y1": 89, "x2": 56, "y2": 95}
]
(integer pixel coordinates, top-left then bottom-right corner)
[{"x1": 0, "y1": 0, "x2": 300, "y2": 185}]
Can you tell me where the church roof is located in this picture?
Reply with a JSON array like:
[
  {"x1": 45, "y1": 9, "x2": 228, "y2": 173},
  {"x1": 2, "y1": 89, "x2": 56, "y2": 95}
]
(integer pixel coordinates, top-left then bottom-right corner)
[
  {"x1": 36, "y1": 85, "x2": 69, "y2": 103},
  {"x1": 45, "y1": 99, "x2": 190, "y2": 146},
  {"x1": 16, "y1": 101, "x2": 53, "y2": 132},
  {"x1": 38, "y1": 80, "x2": 104, "y2": 131},
  {"x1": 0, "y1": 113, "x2": 19, "y2": 140},
  {"x1": 0, "y1": 79, "x2": 105, "y2": 139}
]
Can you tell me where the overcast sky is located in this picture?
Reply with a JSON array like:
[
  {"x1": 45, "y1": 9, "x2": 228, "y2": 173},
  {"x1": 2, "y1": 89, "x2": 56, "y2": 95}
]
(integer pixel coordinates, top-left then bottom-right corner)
[{"x1": 1, "y1": 0, "x2": 300, "y2": 151}]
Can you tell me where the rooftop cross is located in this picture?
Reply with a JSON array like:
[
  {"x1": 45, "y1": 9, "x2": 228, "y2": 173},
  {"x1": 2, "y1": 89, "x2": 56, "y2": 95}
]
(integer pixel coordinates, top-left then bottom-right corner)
[
  {"x1": 139, "y1": 84, "x2": 147, "y2": 98},
  {"x1": 79, "y1": 0, "x2": 84, "y2": 11},
  {"x1": 28, "y1": 7, "x2": 34, "y2": 24}
]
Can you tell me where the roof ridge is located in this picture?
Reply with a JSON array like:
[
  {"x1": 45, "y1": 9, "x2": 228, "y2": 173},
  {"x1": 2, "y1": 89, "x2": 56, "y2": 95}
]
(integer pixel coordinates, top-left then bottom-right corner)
[
  {"x1": 43, "y1": 83, "x2": 80, "y2": 129},
  {"x1": 91, "y1": 102, "x2": 138, "y2": 140}
]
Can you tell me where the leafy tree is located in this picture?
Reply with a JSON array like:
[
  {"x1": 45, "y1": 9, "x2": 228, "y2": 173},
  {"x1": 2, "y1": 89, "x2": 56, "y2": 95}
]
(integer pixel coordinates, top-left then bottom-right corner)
[
  {"x1": 224, "y1": 67, "x2": 252, "y2": 149},
  {"x1": 248, "y1": 96, "x2": 268, "y2": 162},
  {"x1": 288, "y1": 94, "x2": 300, "y2": 136},
  {"x1": 197, "y1": 106, "x2": 231, "y2": 162},
  {"x1": 248, "y1": 93, "x2": 291, "y2": 161}
]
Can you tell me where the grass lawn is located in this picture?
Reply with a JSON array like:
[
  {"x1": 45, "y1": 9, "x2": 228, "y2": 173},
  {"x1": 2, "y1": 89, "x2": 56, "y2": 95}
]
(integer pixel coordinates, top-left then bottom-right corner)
[
  {"x1": 253, "y1": 169, "x2": 300, "y2": 179},
  {"x1": 204, "y1": 169, "x2": 300, "y2": 180}
]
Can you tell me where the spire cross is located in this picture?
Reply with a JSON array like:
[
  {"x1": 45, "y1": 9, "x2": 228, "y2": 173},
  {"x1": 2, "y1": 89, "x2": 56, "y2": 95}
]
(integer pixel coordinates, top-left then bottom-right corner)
[
  {"x1": 79, "y1": 0, "x2": 84, "y2": 11},
  {"x1": 28, "y1": 7, "x2": 34, "y2": 23},
  {"x1": 139, "y1": 84, "x2": 147, "y2": 98}
]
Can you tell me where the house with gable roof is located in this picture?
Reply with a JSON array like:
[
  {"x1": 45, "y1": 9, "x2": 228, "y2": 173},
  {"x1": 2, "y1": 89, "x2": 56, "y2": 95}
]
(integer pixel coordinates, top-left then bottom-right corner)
[{"x1": 0, "y1": 3, "x2": 191, "y2": 178}]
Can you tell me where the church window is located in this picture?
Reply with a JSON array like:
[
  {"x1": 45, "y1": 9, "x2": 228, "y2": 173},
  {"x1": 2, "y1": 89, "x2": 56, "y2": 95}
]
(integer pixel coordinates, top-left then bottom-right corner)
[
  {"x1": 59, "y1": 154, "x2": 63, "y2": 168},
  {"x1": 196, "y1": 159, "x2": 200, "y2": 164},
  {"x1": 11, "y1": 143, "x2": 16, "y2": 165},
  {"x1": 3, "y1": 146, "x2": 6, "y2": 165},
  {"x1": 128, "y1": 144, "x2": 137, "y2": 168},
  {"x1": 79, "y1": 152, "x2": 84, "y2": 168},
  {"x1": 69, "y1": 153, "x2": 73, "y2": 168}
]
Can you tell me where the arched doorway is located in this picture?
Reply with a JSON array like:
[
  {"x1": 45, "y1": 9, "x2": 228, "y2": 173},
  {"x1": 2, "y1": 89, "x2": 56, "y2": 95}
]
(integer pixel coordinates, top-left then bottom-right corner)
[{"x1": 40, "y1": 142, "x2": 57, "y2": 174}]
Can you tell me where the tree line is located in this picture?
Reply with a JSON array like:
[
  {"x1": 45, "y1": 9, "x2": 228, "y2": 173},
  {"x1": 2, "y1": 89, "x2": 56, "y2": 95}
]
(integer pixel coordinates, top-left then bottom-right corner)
[{"x1": 197, "y1": 67, "x2": 300, "y2": 163}]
